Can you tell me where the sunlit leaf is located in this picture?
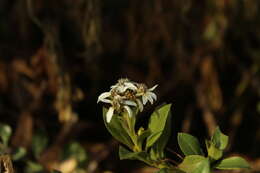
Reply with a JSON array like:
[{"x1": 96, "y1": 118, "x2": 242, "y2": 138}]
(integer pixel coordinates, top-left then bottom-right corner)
[
  {"x1": 205, "y1": 140, "x2": 223, "y2": 161},
  {"x1": 211, "y1": 127, "x2": 229, "y2": 150},
  {"x1": 215, "y1": 156, "x2": 250, "y2": 170},
  {"x1": 179, "y1": 155, "x2": 210, "y2": 173}
]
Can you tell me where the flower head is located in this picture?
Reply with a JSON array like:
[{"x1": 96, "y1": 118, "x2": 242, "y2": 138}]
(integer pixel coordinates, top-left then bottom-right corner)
[{"x1": 97, "y1": 78, "x2": 158, "y2": 123}]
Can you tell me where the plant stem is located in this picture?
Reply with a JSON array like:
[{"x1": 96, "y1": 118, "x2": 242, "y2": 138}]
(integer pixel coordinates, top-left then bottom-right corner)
[{"x1": 123, "y1": 112, "x2": 141, "y2": 152}]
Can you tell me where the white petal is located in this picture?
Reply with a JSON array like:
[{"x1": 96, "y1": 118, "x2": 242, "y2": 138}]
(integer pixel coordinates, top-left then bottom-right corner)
[
  {"x1": 142, "y1": 95, "x2": 148, "y2": 105},
  {"x1": 97, "y1": 92, "x2": 111, "y2": 103},
  {"x1": 110, "y1": 84, "x2": 118, "y2": 89},
  {"x1": 136, "y1": 99, "x2": 143, "y2": 112},
  {"x1": 124, "y1": 82, "x2": 138, "y2": 90},
  {"x1": 100, "y1": 99, "x2": 112, "y2": 104},
  {"x1": 150, "y1": 92, "x2": 157, "y2": 101},
  {"x1": 117, "y1": 85, "x2": 126, "y2": 93},
  {"x1": 123, "y1": 100, "x2": 137, "y2": 107},
  {"x1": 149, "y1": 84, "x2": 158, "y2": 91},
  {"x1": 147, "y1": 94, "x2": 154, "y2": 104},
  {"x1": 106, "y1": 107, "x2": 114, "y2": 123},
  {"x1": 124, "y1": 106, "x2": 133, "y2": 118}
]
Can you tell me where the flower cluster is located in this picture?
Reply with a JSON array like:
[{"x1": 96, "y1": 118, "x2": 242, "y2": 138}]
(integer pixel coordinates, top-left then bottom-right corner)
[{"x1": 97, "y1": 78, "x2": 158, "y2": 123}]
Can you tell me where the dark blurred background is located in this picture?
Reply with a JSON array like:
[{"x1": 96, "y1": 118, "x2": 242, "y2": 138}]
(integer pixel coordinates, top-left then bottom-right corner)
[{"x1": 0, "y1": 0, "x2": 259, "y2": 172}]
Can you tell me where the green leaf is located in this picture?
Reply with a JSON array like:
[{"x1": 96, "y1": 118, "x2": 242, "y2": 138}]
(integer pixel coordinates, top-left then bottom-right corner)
[
  {"x1": 206, "y1": 140, "x2": 223, "y2": 160},
  {"x1": 12, "y1": 147, "x2": 27, "y2": 161},
  {"x1": 0, "y1": 123, "x2": 12, "y2": 146},
  {"x1": 211, "y1": 127, "x2": 229, "y2": 150},
  {"x1": 137, "y1": 128, "x2": 151, "y2": 149},
  {"x1": 178, "y1": 133, "x2": 204, "y2": 156},
  {"x1": 32, "y1": 130, "x2": 48, "y2": 158},
  {"x1": 150, "y1": 111, "x2": 172, "y2": 159},
  {"x1": 103, "y1": 107, "x2": 133, "y2": 149},
  {"x1": 179, "y1": 155, "x2": 210, "y2": 173},
  {"x1": 119, "y1": 145, "x2": 151, "y2": 165},
  {"x1": 215, "y1": 156, "x2": 250, "y2": 170},
  {"x1": 146, "y1": 104, "x2": 172, "y2": 149},
  {"x1": 146, "y1": 131, "x2": 163, "y2": 149},
  {"x1": 192, "y1": 159, "x2": 210, "y2": 173}
]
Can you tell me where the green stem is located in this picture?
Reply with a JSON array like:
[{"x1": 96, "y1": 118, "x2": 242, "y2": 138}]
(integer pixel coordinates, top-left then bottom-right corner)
[
  {"x1": 121, "y1": 113, "x2": 174, "y2": 170},
  {"x1": 123, "y1": 113, "x2": 141, "y2": 152}
]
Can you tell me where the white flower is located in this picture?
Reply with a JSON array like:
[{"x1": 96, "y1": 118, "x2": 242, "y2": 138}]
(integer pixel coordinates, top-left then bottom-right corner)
[
  {"x1": 106, "y1": 106, "x2": 115, "y2": 123},
  {"x1": 136, "y1": 99, "x2": 144, "y2": 112},
  {"x1": 105, "y1": 105, "x2": 134, "y2": 123},
  {"x1": 97, "y1": 78, "x2": 158, "y2": 123},
  {"x1": 97, "y1": 92, "x2": 112, "y2": 103},
  {"x1": 123, "y1": 105, "x2": 133, "y2": 118},
  {"x1": 111, "y1": 78, "x2": 137, "y2": 93},
  {"x1": 140, "y1": 84, "x2": 158, "y2": 105},
  {"x1": 122, "y1": 100, "x2": 137, "y2": 107}
]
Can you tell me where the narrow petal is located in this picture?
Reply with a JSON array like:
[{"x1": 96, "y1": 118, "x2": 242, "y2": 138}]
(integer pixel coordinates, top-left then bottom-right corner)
[
  {"x1": 149, "y1": 84, "x2": 158, "y2": 91},
  {"x1": 136, "y1": 99, "x2": 143, "y2": 112},
  {"x1": 124, "y1": 106, "x2": 133, "y2": 118},
  {"x1": 125, "y1": 82, "x2": 138, "y2": 90},
  {"x1": 147, "y1": 94, "x2": 154, "y2": 104},
  {"x1": 150, "y1": 92, "x2": 157, "y2": 101},
  {"x1": 117, "y1": 85, "x2": 126, "y2": 93},
  {"x1": 106, "y1": 107, "x2": 114, "y2": 123},
  {"x1": 97, "y1": 92, "x2": 111, "y2": 103},
  {"x1": 110, "y1": 84, "x2": 118, "y2": 89},
  {"x1": 123, "y1": 100, "x2": 137, "y2": 107},
  {"x1": 142, "y1": 95, "x2": 148, "y2": 105},
  {"x1": 99, "y1": 99, "x2": 112, "y2": 104}
]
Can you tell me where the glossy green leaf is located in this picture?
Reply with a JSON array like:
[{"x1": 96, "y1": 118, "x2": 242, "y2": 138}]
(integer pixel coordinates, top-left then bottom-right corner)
[
  {"x1": 215, "y1": 156, "x2": 250, "y2": 170},
  {"x1": 0, "y1": 123, "x2": 12, "y2": 146},
  {"x1": 211, "y1": 127, "x2": 229, "y2": 150},
  {"x1": 178, "y1": 133, "x2": 204, "y2": 156},
  {"x1": 103, "y1": 107, "x2": 133, "y2": 148},
  {"x1": 119, "y1": 145, "x2": 151, "y2": 165},
  {"x1": 179, "y1": 155, "x2": 210, "y2": 173},
  {"x1": 146, "y1": 104, "x2": 171, "y2": 149}
]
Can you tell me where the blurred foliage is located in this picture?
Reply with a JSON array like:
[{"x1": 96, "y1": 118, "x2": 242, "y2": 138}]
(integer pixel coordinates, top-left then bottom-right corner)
[{"x1": 0, "y1": 0, "x2": 259, "y2": 172}]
